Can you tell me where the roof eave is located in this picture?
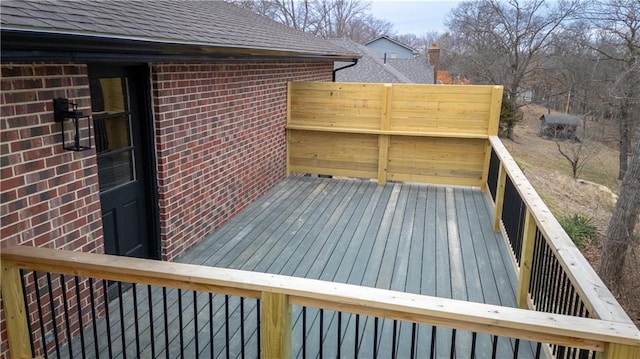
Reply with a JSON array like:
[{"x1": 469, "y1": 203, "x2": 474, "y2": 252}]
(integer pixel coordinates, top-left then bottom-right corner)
[{"x1": 0, "y1": 28, "x2": 360, "y2": 62}]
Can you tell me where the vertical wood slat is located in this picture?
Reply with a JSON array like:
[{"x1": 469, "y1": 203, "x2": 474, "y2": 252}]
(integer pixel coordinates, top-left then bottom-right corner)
[
  {"x1": 517, "y1": 209, "x2": 537, "y2": 309},
  {"x1": 1, "y1": 260, "x2": 32, "y2": 359},
  {"x1": 598, "y1": 343, "x2": 640, "y2": 359},
  {"x1": 378, "y1": 135, "x2": 389, "y2": 185},
  {"x1": 492, "y1": 163, "x2": 507, "y2": 232},
  {"x1": 261, "y1": 292, "x2": 292, "y2": 359},
  {"x1": 377, "y1": 84, "x2": 393, "y2": 185},
  {"x1": 487, "y1": 86, "x2": 503, "y2": 136}
]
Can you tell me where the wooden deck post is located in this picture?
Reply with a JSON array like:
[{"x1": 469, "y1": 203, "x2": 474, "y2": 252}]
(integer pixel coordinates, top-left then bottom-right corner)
[
  {"x1": 261, "y1": 292, "x2": 292, "y2": 358},
  {"x1": 517, "y1": 209, "x2": 537, "y2": 309},
  {"x1": 492, "y1": 163, "x2": 507, "y2": 232},
  {"x1": 1, "y1": 260, "x2": 32, "y2": 359}
]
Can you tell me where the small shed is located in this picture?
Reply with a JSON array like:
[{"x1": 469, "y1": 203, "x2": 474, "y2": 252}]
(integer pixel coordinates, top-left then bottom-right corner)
[{"x1": 539, "y1": 114, "x2": 581, "y2": 140}]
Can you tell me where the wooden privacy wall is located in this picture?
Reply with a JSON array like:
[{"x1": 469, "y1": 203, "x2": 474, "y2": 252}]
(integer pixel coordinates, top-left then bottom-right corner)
[{"x1": 287, "y1": 82, "x2": 503, "y2": 186}]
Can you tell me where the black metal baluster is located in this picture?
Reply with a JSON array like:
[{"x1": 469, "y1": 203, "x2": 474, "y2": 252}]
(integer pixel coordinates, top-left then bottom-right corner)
[
  {"x1": 89, "y1": 278, "x2": 99, "y2": 358},
  {"x1": 103, "y1": 280, "x2": 113, "y2": 359},
  {"x1": 60, "y1": 275, "x2": 73, "y2": 358},
  {"x1": 354, "y1": 314, "x2": 360, "y2": 359},
  {"x1": 535, "y1": 342, "x2": 542, "y2": 359},
  {"x1": 471, "y1": 332, "x2": 477, "y2": 359},
  {"x1": 539, "y1": 245, "x2": 553, "y2": 312},
  {"x1": 513, "y1": 338, "x2": 520, "y2": 358},
  {"x1": 73, "y1": 276, "x2": 86, "y2": 357},
  {"x1": 319, "y1": 309, "x2": 324, "y2": 359},
  {"x1": 450, "y1": 328, "x2": 456, "y2": 359},
  {"x1": 530, "y1": 234, "x2": 542, "y2": 306},
  {"x1": 256, "y1": 299, "x2": 261, "y2": 358},
  {"x1": 46, "y1": 273, "x2": 61, "y2": 359},
  {"x1": 178, "y1": 289, "x2": 184, "y2": 359},
  {"x1": 557, "y1": 345, "x2": 566, "y2": 359},
  {"x1": 34, "y1": 273, "x2": 48, "y2": 358},
  {"x1": 491, "y1": 335, "x2": 498, "y2": 359},
  {"x1": 302, "y1": 306, "x2": 307, "y2": 359},
  {"x1": 373, "y1": 317, "x2": 378, "y2": 358},
  {"x1": 548, "y1": 259, "x2": 560, "y2": 313},
  {"x1": 163, "y1": 287, "x2": 169, "y2": 359},
  {"x1": 225, "y1": 295, "x2": 230, "y2": 359},
  {"x1": 430, "y1": 327, "x2": 436, "y2": 359},
  {"x1": 392, "y1": 320, "x2": 397, "y2": 359},
  {"x1": 410, "y1": 323, "x2": 417, "y2": 359},
  {"x1": 559, "y1": 275, "x2": 571, "y2": 315},
  {"x1": 194, "y1": 291, "x2": 199, "y2": 357},
  {"x1": 133, "y1": 283, "x2": 140, "y2": 357},
  {"x1": 209, "y1": 293, "x2": 214, "y2": 359},
  {"x1": 148, "y1": 285, "x2": 155, "y2": 359},
  {"x1": 337, "y1": 312, "x2": 342, "y2": 358},
  {"x1": 118, "y1": 282, "x2": 126, "y2": 359},
  {"x1": 21, "y1": 270, "x2": 36, "y2": 358},
  {"x1": 240, "y1": 297, "x2": 245, "y2": 359}
]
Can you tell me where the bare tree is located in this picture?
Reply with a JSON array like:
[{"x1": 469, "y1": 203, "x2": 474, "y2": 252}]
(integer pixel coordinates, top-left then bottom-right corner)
[
  {"x1": 555, "y1": 138, "x2": 598, "y2": 179},
  {"x1": 599, "y1": 135, "x2": 640, "y2": 285},
  {"x1": 445, "y1": 0, "x2": 582, "y2": 139},
  {"x1": 587, "y1": 0, "x2": 640, "y2": 179},
  {"x1": 231, "y1": 0, "x2": 393, "y2": 42}
]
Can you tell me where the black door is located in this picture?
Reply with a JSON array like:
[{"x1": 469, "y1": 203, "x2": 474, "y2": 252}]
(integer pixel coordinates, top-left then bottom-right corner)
[{"x1": 89, "y1": 65, "x2": 158, "y2": 259}]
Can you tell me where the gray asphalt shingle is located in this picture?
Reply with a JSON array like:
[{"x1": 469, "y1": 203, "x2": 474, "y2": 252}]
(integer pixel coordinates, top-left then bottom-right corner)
[
  {"x1": 1, "y1": 0, "x2": 355, "y2": 58},
  {"x1": 331, "y1": 38, "x2": 433, "y2": 84}
]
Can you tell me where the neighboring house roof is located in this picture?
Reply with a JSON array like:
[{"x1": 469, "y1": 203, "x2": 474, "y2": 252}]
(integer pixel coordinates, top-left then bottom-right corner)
[
  {"x1": 386, "y1": 58, "x2": 432, "y2": 84},
  {"x1": 0, "y1": 0, "x2": 357, "y2": 61},
  {"x1": 364, "y1": 35, "x2": 417, "y2": 54},
  {"x1": 330, "y1": 38, "x2": 433, "y2": 84},
  {"x1": 539, "y1": 114, "x2": 581, "y2": 126}
]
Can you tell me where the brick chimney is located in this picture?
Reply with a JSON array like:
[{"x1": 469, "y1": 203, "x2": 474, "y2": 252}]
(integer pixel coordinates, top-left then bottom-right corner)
[{"x1": 427, "y1": 44, "x2": 440, "y2": 84}]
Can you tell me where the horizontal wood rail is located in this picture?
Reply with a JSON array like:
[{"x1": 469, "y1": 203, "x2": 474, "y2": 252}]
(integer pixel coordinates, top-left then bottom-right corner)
[
  {"x1": 287, "y1": 82, "x2": 503, "y2": 186},
  {"x1": 2, "y1": 245, "x2": 640, "y2": 358}
]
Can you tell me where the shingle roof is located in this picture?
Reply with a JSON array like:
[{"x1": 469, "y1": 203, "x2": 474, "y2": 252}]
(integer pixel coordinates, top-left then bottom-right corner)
[
  {"x1": 330, "y1": 38, "x2": 433, "y2": 84},
  {"x1": 386, "y1": 58, "x2": 433, "y2": 83},
  {"x1": 540, "y1": 114, "x2": 581, "y2": 126},
  {"x1": 1, "y1": 0, "x2": 356, "y2": 59}
]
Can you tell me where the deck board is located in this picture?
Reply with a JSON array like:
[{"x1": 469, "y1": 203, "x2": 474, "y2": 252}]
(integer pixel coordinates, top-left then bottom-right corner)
[{"x1": 63, "y1": 176, "x2": 531, "y2": 358}]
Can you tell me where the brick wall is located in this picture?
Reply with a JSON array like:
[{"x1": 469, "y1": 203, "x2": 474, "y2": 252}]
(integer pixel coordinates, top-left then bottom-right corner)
[
  {"x1": 0, "y1": 60, "x2": 333, "y2": 356},
  {"x1": 0, "y1": 63, "x2": 104, "y2": 358},
  {"x1": 151, "y1": 62, "x2": 332, "y2": 261}
]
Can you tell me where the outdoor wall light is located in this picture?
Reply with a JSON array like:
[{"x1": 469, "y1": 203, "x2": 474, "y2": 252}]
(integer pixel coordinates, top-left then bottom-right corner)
[{"x1": 53, "y1": 98, "x2": 92, "y2": 151}]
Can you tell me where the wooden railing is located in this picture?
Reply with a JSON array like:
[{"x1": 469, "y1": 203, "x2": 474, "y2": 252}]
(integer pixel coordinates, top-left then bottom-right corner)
[
  {"x1": 287, "y1": 82, "x2": 503, "y2": 186},
  {"x1": 487, "y1": 136, "x2": 639, "y2": 357},
  {"x1": 2, "y1": 246, "x2": 640, "y2": 358}
]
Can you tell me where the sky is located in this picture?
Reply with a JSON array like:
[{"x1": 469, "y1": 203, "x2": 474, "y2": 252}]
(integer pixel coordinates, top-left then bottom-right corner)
[{"x1": 369, "y1": 0, "x2": 464, "y2": 35}]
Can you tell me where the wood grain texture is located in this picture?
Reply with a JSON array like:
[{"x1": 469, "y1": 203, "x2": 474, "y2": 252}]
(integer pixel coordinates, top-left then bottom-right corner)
[
  {"x1": 1, "y1": 261, "x2": 32, "y2": 359},
  {"x1": 287, "y1": 82, "x2": 502, "y2": 185},
  {"x1": 261, "y1": 292, "x2": 291, "y2": 358},
  {"x1": 517, "y1": 209, "x2": 538, "y2": 309}
]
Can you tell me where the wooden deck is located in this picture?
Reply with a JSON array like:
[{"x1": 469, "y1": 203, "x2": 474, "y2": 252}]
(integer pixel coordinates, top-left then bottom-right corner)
[
  {"x1": 181, "y1": 175, "x2": 517, "y2": 303},
  {"x1": 65, "y1": 176, "x2": 532, "y2": 358}
]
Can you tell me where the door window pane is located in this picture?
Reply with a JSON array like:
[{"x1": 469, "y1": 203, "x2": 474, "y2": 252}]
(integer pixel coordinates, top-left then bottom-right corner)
[
  {"x1": 97, "y1": 150, "x2": 134, "y2": 191},
  {"x1": 90, "y1": 76, "x2": 135, "y2": 192}
]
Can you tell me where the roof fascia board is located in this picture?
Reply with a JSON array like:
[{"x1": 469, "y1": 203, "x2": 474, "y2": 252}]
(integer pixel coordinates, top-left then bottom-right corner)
[{"x1": 1, "y1": 28, "x2": 359, "y2": 62}]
